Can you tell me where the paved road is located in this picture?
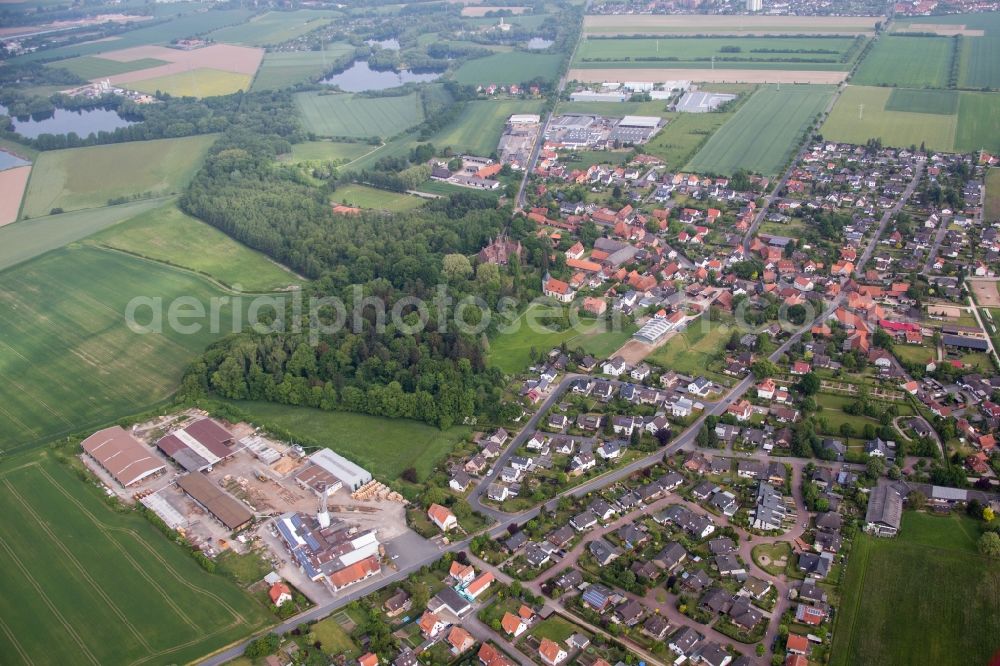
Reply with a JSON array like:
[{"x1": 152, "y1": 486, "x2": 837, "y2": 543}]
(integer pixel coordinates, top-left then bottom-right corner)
[{"x1": 855, "y1": 164, "x2": 923, "y2": 278}]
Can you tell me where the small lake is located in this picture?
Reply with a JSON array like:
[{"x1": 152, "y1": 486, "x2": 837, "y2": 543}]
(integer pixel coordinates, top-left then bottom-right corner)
[
  {"x1": 320, "y1": 60, "x2": 442, "y2": 92},
  {"x1": 0, "y1": 103, "x2": 134, "y2": 139},
  {"x1": 526, "y1": 38, "x2": 554, "y2": 50},
  {"x1": 0, "y1": 150, "x2": 30, "y2": 170},
  {"x1": 365, "y1": 38, "x2": 400, "y2": 50}
]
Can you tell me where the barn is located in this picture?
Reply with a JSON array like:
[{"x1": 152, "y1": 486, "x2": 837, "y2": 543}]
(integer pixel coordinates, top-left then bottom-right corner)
[
  {"x1": 157, "y1": 418, "x2": 236, "y2": 472},
  {"x1": 175, "y1": 472, "x2": 252, "y2": 531},
  {"x1": 81, "y1": 425, "x2": 166, "y2": 488}
]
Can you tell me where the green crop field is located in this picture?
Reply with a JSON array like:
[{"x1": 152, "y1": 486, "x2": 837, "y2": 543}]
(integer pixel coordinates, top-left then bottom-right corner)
[
  {"x1": 251, "y1": 43, "x2": 355, "y2": 91},
  {"x1": 127, "y1": 69, "x2": 254, "y2": 98},
  {"x1": 487, "y1": 303, "x2": 636, "y2": 375},
  {"x1": 453, "y1": 52, "x2": 562, "y2": 85},
  {"x1": 960, "y1": 34, "x2": 1000, "y2": 89},
  {"x1": 885, "y1": 88, "x2": 958, "y2": 115},
  {"x1": 206, "y1": 9, "x2": 338, "y2": 46},
  {"x1": 832, "y1": 512, "x2": 1000, "y2": 666},
  {"x1": 0, "y1": 451, "x2": 272, "y2": 665},
  {"x1": 333, "y1": 184, "x2": 427, "y2": 212},
  {"x1": 430, "y1": 99, "x2": 545, "y2": 156},
  {"x1": 48, "y1": 56, "x2": 169, "y2": 80},
  {"x1": 284, "y1": 140, "x2": 376, "y2": 164},
  {"x1": 685, "y1": 84, "x2": 833, "y2": 176},
  {"x1": 295, "y1": 91, "x2": 424, "y2": 138},
  {"x1": 851, "y1": 35, "x2": 952, "y2": 88},
  {"x1": 644, "y1": 109, "x2": 737, "y2": 170},
  {"x1": 647, "y1": 318, "x2": 732, "y2": 376},
  {"x1": 822, "y1": 86, "x2": 1000, "y2": 153},
  {"x1": 0, "y1": 246, "x2": 245, "y2": 453},
  {"x1": 89, "y1": 203, "x2": 303, "y2": 291},
  {"x1": 583, "y1": 14, "x2": 879, "y2": 35},
  {"x1": 21, "y1": 135, "x2": 215, "y2": 218},
  {"x1": 224, "y1": 401, "x2": 469, "y2": 481},
  {"x1": 0, "y1": 199, "x2": 166, "y2": 272},
  {"x1": 986, "y1": 168, "x2": 1000, "y2": 223},
  {"x1": 576, "y1": 36, "x2": 857, "y2": 64}
]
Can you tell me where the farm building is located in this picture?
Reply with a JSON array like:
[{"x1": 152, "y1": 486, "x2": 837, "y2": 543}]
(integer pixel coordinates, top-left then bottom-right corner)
[
  {"x1": 941, "y1": 334, "x2": 989, "y2": 351},
  {"x1": 864, "y1": 483, "x2": 904, "y2": 537},
  {"x1": 175, "y1": 472, "x2": 253, "y2": 531},
  {"x1": 307, "y1": 448, "x2": 372, "y2": 491},
  {"x1": 274, "y1": 511, "x2": 382, "y2": 582},
  {"x1": 294, "y1": 462, "x2": 344, "y2": 497},
  {"x1": 81, "y1": 426, "x2": 166, "y2": 488},
  {"x1": 156, "y1": 418, "x2": 236, "y2": 472}
]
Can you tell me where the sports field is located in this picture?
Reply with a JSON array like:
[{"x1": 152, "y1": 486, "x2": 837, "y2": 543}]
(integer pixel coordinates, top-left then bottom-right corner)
[
  {"x1": 851, "y1": 35, "x2": 952, "y2": 88},
  {"x1": 430, "y1": 99, "x2": 545, "y2": 156},
  {"x1": 0, "y1": 246, "x2": 242, "y2": 453},
  {"x1": 225, "y1": 401, "x2": 470, "y2": 481},
  {"x1": 127, "y1": 68, "x2": 253, "y2": 97},
  {"x1": 49, "y1": 55, "x2": 169, "y2": 79},
  {"x1": 295, "y1": 91, "x2": 424, "y2": 138},
  {"x1": 90, "y1": 203, "x2": 303, "y2": 291},
  {"x1": 822, "y1": 86, "x2": 1000, "y2": 153},
  {"x1": 576, "y1": 36, "x2": 857, "y2": 65},
  {"x1": 583, "y1": 14, "x2": 879, "y2": 35},
  {"x1": 251, "y1": 43, "x2": 355, "y2": 91},
  {"x1": 0, "y1": 451, "x2": 271, "y2": 665},
  {"x1": 333, "y1": 184, "x2": 427, "y2": 212},
  {"x1": 21, "y1": 135, "x2": 215, "y2": 218},
  {"x1": 453, "y1": 52, "x2": 562, "y2": 85},
  {"x1": 832, "y1": 511, "x2": 1000, "y2": 666},
  {"x1": 285, "y1": 141, "x2": 377, "y2": 164},
  {"x1": 986, "y1": 168, "x2": 1000, "y2": 223},
  {"x1": 205, "y1": 9, "x2": 338, "y2": 46},
  {"x1": 685, "y1": 84, "x2": 833, "y2": 176}
]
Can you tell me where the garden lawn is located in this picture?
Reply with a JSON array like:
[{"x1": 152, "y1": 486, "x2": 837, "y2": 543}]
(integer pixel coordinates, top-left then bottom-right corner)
[
  {"x1": 309, "y1": 617, "x2": 362, "y2": 659},
  {"x1": 685, "y1": 84, "x2": 834, "y2": 176},
  {"x1": 295, "y1": 91, "x2": 424, "y2": 138},
  {"x1": 814, "y1": 392, "x2": 879, "y2": 436},
  {"x1": 831, "y1": 511, "x2": 1000, "y2": 666},
  {"x1": 21, "y1": 135, "x2": 215, "y2": 218},
  {"x1": 530, "y1": 616, "x2": 586, "y2": 643},
  {"x1": 224, "y1": 401, "x2": 470, "y2": 481},
  {"x1": 0, "y1": 450, "x2": 272, "y2": 664},
  {"x1": 89, "y1": 202, "x2": 303, "y2": 291}
]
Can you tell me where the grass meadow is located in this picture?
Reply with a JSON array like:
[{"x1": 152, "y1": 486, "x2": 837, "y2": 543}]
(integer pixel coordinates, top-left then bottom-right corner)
[
  {"x1": 685, "y1": 84, "x2": 834, "y2": 176},
  {"x1": 429, "y1": 99, "x2": 545, "y2": 156},
  {"x1": 284, "y1": 140, "x2": 376, "y2": 164},
  {"x1": 205, "y1": 9, "x2": 339, "y2": 46},
  {"x1": 986, "y1": 168, "x2": 1000, "y2": 223},
  {"x1": 453, "y1": 52, "x2": 562, "y2": 85},
  {"x1": 647, "y1": 318, "x2": 732, "y2": 376},
  {"x1": 0, "y1": 246, "x2": 243, "y2": 453},
  {"x1": 295, "y1": 91, "x2": 424, "y2": 138},
  {"x1": 89, "y1": 203, "x2": 303, "y2": 291},
  {"x1": 831, "y1": 511, "x2": 1000, "y2": 666},
  {"x1": 21, "y1": 135, "x2": 215, "y2": 218},
  {"x1": 225, "y1": 401, "x2": 470, "y2": 481},
  {"x1": 0, "y1": 451, "x2": 272, "y2": 665},
  {"x1": 333, "y1": 184, "x2": 428, "y2": 212},
  {"x1": 851, "y1": 35, "x2": 953, "y2": 88},
  {"x1": 251, "y1": 43, "x2": 355, "y2": 91},
  {"x1": 127, "y1": 69, "x2": 254, "y2": 98}
]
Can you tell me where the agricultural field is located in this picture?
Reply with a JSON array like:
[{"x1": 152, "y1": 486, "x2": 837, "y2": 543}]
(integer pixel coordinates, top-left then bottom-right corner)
[
  {"x1": 646, "y1": 318, "x2": 733, "y2": 376},
  {"x1": 850, "y1": 35, "x2": 953, "y2": 88},
  {"x1": 894, "y1": 13, "x2": 1000, "y2": 88},
  {"x1": 251, "y1": 43, "x2": 355, "y2": 91},
  {"x1": 333, "y1": 184, "x2": 427, "y2": 212},
  {"x1": 89, "y1": 203, "x2": 303, "y2": 291},
  {"x1": 127, "y1": 68, "x2": 253, "y2": 97},
  {"x1": 832, "y1": 512, "x2": 1000, "y2": 666},
  {"x1": 582, "y1": 14, "x2": 880, "y2": 35},
  {"x1": 429, "y1": 99, "x2": 545, "y2": 156},
  {"x1": 453, "y1": 52, "x2": 562, "y2": 85},
  {"x1": 575, "y1": 36, "x2": 859, "y2": 66},
  {"x1": 644, "y1": 107, "x2": 740, "y2": 170},
  {"x1": 0, "y1": 450, "x2": 272, "y2": 665},
  {"x1": 487, "y1": 303, "x2": 636, "y2": 375},
  {"x1": 224, "y1": 401, "x2": 470, "y2": 481},
  {"x1": 569, "y1": 67, "x2": 847, "y2": 84},
  {"x1": 0, "y1": 246, "x2": 242, "y2": 453},
  {"x1": 822, "y1": 86, "x2": 1000, "y2": 153},
  {"x1": 205, "y1": 9, "x2": 339, "y2": 46},
  {"x1": 21, "y1": 135, "x2": 215, "y2": 218},
  {"x1": 685, "y1": 84, "x2": 834, "y2": 176},
  {"x1": 48, "y1": 55, "x2": 169, "y2": 79},
  {"x1": 284, "y1": 140, "x2": 376, "y2": 164},
  {"x1": 986, "y1": 168, "x2": 1000, "y2": 223},
  {"x1": 0, "y1": 165, "x2": 31, "y2": 226},
  {"x1": 294, "y1": 91, "x2": 424, "y2": 138}
]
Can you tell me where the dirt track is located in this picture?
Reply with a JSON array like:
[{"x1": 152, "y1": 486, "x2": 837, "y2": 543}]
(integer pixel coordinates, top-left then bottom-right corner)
[
  {"x1": 969, "y1": 279, "x2": 1000, "y2": 308},
  {"x1": 568, "y1": 68, "x2": 847, "y2": 84}
]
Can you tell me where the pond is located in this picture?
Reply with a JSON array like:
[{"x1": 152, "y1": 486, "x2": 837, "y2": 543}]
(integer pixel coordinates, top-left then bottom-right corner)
[
  {"x1": 320, "y1": 60, "x2": 442, "y2": 92},
  {"x1": 365, "y1": 38, "x2": 400, "y2": 50},
  {"x1": 0, "y1": 150, "x2": 30, "y2": 170},
  {"x1": 0, "y1": 103, "x2": 134, "y2": 139},
  {"x1": 525, "y1": 38, "x2": 554, "y2": 50}
]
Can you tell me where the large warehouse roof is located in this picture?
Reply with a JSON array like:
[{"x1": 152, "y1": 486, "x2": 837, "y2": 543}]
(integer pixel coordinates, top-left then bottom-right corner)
[
  {"x1": 618, "y1": 115, "x2": 660, "y2": 128},
  {"x1": 310, "y1": 449, "x2": 372, "y2": 491},
  {"x1": 176, "y1": 473, "x2": 252, "y2": 531},
  {"x1": 81, "y1": 426, "x2": 166, "y2": 487},
  {"x1": 157, "y1": 418, "x2": 235, "y2": 472}
]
